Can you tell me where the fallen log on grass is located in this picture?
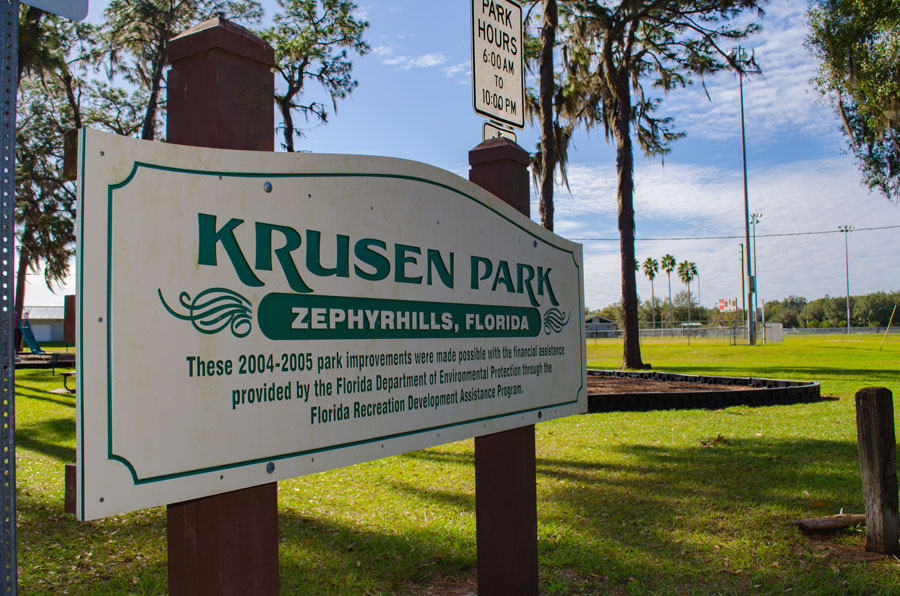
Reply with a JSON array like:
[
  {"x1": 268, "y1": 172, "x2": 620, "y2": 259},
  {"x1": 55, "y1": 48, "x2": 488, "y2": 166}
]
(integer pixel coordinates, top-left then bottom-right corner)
[{"x1": 792, "y1": 514, "x2": 866, "y2": 533}]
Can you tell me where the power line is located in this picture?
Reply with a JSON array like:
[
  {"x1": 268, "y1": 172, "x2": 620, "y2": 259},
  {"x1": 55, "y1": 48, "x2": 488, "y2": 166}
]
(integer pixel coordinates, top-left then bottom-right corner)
[{"x1": 571, "y1": 223, "x2": 900, "y2": 242}]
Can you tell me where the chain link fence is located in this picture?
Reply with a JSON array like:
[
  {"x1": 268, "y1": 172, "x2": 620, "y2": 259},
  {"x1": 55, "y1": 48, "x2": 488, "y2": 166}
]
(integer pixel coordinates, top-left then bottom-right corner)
[
  {"x1": 586, "y1": 323, "x2": 786, "y2": 344},
  {"x1": 784, "y1": 326, "x2": 900, "y2": 336}
]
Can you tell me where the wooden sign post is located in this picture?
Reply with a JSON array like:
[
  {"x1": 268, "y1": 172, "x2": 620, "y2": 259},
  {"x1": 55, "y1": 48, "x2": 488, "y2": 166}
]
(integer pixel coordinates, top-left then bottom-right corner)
[
  {"x1": 469, "y1": 138, "x2": 538, "y2": 596},
  {"x1": 165, "y1": 18, "x2": 279, "y2": 595},
  {"x1": 855, "y1": 386, "x2": 900, "y2": 554},
  {"x1": 72, "y1": 18, "x2": 583, "y2": 596}
]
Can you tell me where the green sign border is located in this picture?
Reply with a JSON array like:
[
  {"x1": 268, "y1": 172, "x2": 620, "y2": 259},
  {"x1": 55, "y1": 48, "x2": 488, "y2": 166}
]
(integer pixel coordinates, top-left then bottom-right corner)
[{"x1": 78, "y1": 133, "x2": 585, "y2": 518}]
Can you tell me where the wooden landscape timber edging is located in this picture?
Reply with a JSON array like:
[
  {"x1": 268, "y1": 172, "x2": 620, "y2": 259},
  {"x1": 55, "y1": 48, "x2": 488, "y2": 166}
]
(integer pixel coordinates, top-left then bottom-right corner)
[{"x1": 587, "y1": 369, "x2": 821, "y2": 413}]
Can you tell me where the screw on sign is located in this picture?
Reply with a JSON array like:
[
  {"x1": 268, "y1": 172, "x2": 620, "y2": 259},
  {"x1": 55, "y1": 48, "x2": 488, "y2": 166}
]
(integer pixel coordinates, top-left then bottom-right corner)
[{"x1": 471, "y1": 0, "x2": 524, "y2": 128}]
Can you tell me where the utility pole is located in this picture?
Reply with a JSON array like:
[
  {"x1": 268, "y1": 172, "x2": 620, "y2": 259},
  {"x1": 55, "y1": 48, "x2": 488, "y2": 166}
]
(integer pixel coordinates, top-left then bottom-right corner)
[
  {"x1": 732, "y1": 46, "x2": 756, "y2": 345},
  {"x1": 839, "y1": 225, "x2": 854, "y2": 334},
  {"x1": 740, "y1": 243, "x2": 745, "y2": 338},
  {"x1": 751, "y1": 213, "x2": 762, "y2": 342}
]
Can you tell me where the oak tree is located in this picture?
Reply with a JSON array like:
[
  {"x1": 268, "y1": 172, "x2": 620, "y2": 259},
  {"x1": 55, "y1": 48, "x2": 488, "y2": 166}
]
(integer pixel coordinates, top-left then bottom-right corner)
[
  {"x1": 261, "y1": 0, "x2": 369, "y2": 152},
  {"x1": 807, "y1": 0, "x2": 900, "y2": 201}
]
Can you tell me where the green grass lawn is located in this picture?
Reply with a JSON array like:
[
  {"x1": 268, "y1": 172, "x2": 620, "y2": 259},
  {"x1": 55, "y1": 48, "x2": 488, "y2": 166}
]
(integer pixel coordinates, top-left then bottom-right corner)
[{"x1": 14, "y1": 334, "x2": 900, "y2": 595}]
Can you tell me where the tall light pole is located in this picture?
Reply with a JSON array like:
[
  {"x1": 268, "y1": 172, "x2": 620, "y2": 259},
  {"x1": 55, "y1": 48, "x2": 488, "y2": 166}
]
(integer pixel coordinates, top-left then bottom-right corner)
[
  {"x1": 740, "y1": 243, "x2": 745, "y2": 331},
  {"x1": 732, "y1": 46, "x2": 756, "y2": 345},
  {"x1": 839, "y1": 225, "x2": 854, "y2": 334},
  {"x1": 751, "y1": 212, "x2": 762, "y2": 341}
]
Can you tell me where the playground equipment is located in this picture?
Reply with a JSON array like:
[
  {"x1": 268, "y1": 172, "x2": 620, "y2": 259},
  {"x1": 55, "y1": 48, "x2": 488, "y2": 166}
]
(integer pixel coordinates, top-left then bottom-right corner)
[{"x1": 18, "y1": 318, "x2": 44, "y2": 354}]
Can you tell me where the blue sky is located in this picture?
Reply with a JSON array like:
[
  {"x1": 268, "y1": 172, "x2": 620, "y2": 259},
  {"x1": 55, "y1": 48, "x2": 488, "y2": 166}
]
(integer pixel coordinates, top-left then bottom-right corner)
[{"x1": 23, "y1": 0, "x2": 900, "y2": 313}]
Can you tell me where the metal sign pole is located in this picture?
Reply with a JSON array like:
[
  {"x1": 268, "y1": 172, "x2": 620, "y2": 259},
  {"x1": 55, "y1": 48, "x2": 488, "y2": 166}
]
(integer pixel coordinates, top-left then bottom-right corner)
[{"x1": 0, "y1": 1, "x2": 17, "y2": 594}]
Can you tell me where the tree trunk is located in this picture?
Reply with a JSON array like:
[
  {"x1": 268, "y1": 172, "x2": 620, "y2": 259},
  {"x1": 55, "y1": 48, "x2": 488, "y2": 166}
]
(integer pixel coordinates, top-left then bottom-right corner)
[
  {"x1": 650, "y1": 279, "x2": 655, "y2": 328},
  {"x1": 15, "y1": 7, "x2": 42, "y2": 350},
  {"x1": 687, "y1": 284, "x2": 691, "y2": 324},
  {"x1": 667, "y1": 272, "x2": 672, "y2": 325},
  {"x1": 62, "y1": 71, "x2": 84, "y2": 129},
  {"x1": 278, "y1": 96, "x2": 295, "y2": 153},
  {"x1": 17, "y1": 7, "x2": 44, "y2": 83},
  {"x1": 14, "y1": 237, "x2": 30, "y2": 352},
  {"x1": 614, "y1": 85, "x2": 643, "y2": 369},
  {"x1": 141, "y1": 36, "x2": 168, "y2": 140},
  {"x1": 538, "y1": 0, "x2": 557, "y2": 232}
]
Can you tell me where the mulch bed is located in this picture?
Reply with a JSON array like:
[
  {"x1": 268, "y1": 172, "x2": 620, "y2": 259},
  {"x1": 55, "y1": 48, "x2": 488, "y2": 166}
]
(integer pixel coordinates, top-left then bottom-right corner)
[
  {"x1": 587, "y1": 375, "x2": 745, "y2": 394},
  {"x1": 586, "y1": 370, "x2": 820, "y2": 412}
]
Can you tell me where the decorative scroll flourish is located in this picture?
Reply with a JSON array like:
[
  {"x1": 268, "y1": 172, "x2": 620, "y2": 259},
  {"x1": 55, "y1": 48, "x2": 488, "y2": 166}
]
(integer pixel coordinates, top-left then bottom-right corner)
[
  {"x1": 542, "y1": 307, "x2": 570, "y2": 335},
  {"x1": 158, "y1": 288, "x2": 253, "y2": 338}
]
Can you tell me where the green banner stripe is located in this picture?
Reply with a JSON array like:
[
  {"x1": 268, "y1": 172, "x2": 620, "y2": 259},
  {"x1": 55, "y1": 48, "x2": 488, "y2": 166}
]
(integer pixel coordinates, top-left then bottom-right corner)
[{"x1": 258, "y1": 293, "x2": 540, "y2": 340}]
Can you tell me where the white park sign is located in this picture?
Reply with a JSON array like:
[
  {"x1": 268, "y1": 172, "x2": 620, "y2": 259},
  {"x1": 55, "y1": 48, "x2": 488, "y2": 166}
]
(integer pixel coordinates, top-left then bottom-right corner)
[
  {"x1": 471, "y1": 0, "x2": 524, "y2": 128},
  {"x1": 75, "y1": 129, "x2": 585, "y2": 521}
]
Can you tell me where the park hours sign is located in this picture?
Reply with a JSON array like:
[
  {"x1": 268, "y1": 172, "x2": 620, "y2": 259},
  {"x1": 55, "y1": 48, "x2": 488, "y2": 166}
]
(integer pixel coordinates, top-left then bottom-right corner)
[
  {"x1": 24, "y1": 0, "x2": 88, "y2": 21},
  {"x1": 471, "y1": 0, "x2": 524, "y2": 129}
]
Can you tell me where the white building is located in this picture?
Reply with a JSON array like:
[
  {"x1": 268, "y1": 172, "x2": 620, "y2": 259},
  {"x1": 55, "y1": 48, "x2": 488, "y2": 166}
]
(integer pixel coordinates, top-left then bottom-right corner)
[
  {"x1": 23, "y1": 306, "x2": 65, "y2": 343},
  {"x1": 585, "y1": 314, "x2": 617, "y2": 338}
]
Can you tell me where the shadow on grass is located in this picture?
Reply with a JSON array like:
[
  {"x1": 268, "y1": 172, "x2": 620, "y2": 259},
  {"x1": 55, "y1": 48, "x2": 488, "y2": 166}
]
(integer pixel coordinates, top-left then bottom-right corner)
[
  {"x1": 15, "y1": 435, "x2": 898, "y2": 595},
  {"x1": 17, "y1": 416, "x2": 75, "y2": 462},
  {"x1": 16, "y1": 388, "x2": 75, "y2": 409},
  {"x1": 401, "y1": 448, "x2": 626, "y2": 486},
  {"x1": 531, "y1": 437, "x2": 883, "y2": 594},
  {"x1": 16, "y1": 491, "x2": 168, "y2": 596},
  {"x1": 277, "y1": 510, "x2": 477, "y2": 594},
  {"x1": 385, "y1": 478, "x2": 473, "y2": 511},
  {"x1": 397, "y1": 437, "x2": 886, "y2": 595}
]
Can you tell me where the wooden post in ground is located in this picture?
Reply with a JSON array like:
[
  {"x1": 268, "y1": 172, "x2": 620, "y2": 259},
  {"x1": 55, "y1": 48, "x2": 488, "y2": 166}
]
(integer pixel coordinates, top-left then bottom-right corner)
[
  {"x1": 63, "y1": 294, "x2": 75, "y2": 346},
  {"x1": 469, "y1": 138, "x2": 538, "y2": 596},
  {"x1": 165, "y1": 18, "x2": 279, "y2": 596},
  {"x1": 855, "y1": 386, "x2": 900, "y2": 554}
]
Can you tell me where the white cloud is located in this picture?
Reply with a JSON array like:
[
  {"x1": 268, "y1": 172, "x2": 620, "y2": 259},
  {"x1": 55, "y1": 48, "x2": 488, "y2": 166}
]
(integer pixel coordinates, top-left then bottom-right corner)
[
  {"x1": 374, "y1": 45, "x2": 448, "y2": 70},
  {"x1": 382, "y1": 55, "x2": 408, "y2": 66},
  {"x1": 555, "y1": 156, "x2": 900, "y2": 310},
  {"x1": 406, "y1": 53, "x2": 446, "y2": 68},
  {"x1": 441, "y1": 61, "x2": 471, "y2": 79},
  {"x1": 657, "y1": 0, "x2": 836, "y2": 145}
]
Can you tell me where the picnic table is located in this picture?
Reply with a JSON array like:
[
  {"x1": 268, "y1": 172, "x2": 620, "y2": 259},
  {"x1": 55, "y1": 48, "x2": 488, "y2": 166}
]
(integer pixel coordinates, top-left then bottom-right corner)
[{"x1": 60, "y1": 371, "x2": 75, "y2": 393}]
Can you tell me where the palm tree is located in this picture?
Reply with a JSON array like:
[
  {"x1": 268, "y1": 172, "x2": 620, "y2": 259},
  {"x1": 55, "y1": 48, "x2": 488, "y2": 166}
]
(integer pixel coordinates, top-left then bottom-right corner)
[
  {"x1": 678, "y1": 260, "x2": 698, "y2": 324},
  {"x1": 15, "y1": 7, "x2": 79, "y2": 348},
  {"x1": 642, "y1": 257, "x2": 659, "y2": 328},
  {"x1": 560, "y1": 0, "x2": 762, "y2": 369},
  {"x1": 537, "y1": 0, "x2": 558, "y2": 231},
  {"x1": 525, "y1": 1, "x2": 587, "y2": 231},
  {"x1": 661, "y1": 254, "x2": 675, "y2": 325}
]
